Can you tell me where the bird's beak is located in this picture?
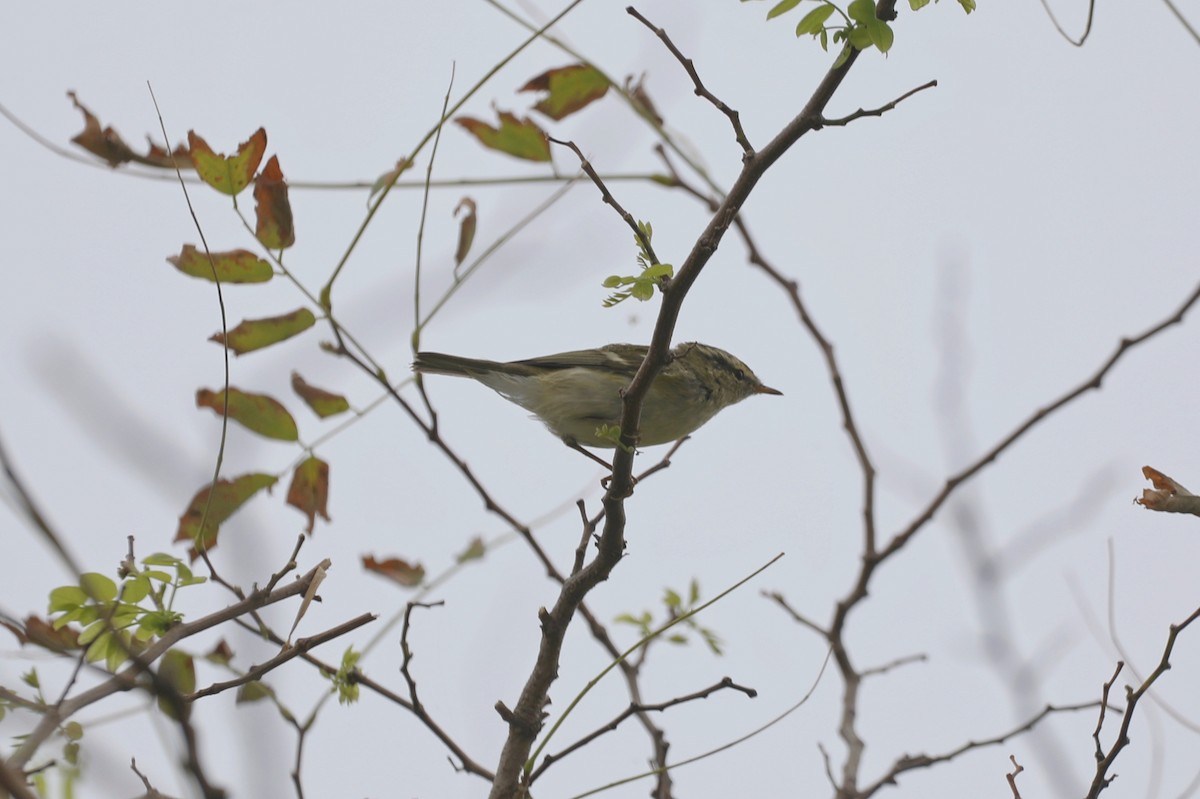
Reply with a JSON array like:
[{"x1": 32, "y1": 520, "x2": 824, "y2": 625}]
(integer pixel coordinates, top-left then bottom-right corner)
[{"x1": 756, "y1": 384, "x2": 783, "y2": 396}]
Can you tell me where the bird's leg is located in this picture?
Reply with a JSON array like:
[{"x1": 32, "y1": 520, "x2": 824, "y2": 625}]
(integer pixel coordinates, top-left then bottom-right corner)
[
  {"x1": 562, "y1": 439, "x2": 638, "y2": 493},
  {"x1": 563, "y1": 439, "x2": 615, "y2": 470}
]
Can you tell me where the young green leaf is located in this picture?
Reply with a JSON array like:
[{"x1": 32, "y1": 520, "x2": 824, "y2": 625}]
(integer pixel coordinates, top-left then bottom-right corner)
[{"x1": 796, "y1": 3, "x2": 836, "y2": 35}]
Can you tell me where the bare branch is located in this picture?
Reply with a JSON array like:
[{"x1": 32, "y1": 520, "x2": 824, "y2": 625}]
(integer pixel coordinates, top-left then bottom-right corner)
[
  {"x1": 1087, "y1": 604, "x2": 1200, "y2": 798},
  {"x1": 186, "y1": 613, "x2": 376, "y2": 701},
  {"x1": 1006, "y1": 755, "x2": 1025, "y2": 799},
  {"x1": 626, "y1": 7, "x2": 753, "y2": 156},
  {"x1": 885, "y1": 277, "x2": 1200, "y2": 562},
  {"x1": 819, "y1": 80, "x2": 938, "y2": 127},
  {"x1": 861, "y1": 701, "x2": 1106, "y2": 798},
  {"x1": 530, "y1": 677, "x2": 756, "y2": 781}
]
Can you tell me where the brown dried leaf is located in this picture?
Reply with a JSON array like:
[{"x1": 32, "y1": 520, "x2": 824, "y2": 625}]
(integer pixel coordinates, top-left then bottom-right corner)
[
  {"x1": 454, "y1": 197, "x2": 477, "y2": 268},
  {"x1": 67, "y1": 91, "x2": 189, "y2": 168},
  {"x1": 362, "y1": 555, "x2": 425, "y2": 588}
]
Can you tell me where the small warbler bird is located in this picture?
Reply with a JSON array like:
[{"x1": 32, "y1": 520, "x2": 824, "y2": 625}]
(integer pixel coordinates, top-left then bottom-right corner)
[{"x1": 413, "y1": 342, "x2": 781, "y2": 449}]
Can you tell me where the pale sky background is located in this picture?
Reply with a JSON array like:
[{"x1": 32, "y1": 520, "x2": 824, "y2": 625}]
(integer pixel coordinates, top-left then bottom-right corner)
[{"x1": 3, "y1": 2, "x2": 1200, "y2": 798}]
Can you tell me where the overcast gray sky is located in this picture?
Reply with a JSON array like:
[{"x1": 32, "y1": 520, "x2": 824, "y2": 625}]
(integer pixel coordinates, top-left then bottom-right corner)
[{"x1": 3, "y1": 2, "x2": 1199, "y2": 798}]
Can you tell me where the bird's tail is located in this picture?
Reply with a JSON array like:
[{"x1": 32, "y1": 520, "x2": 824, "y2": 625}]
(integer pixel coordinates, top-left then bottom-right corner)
[{"x1": 413, "y1": 351, "x2": 505, "y2": 377}]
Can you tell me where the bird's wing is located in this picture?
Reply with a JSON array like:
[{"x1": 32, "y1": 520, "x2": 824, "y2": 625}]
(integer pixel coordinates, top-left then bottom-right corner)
[{"x1": 514, "y1": 344, "x2": 648, "y2": 375}]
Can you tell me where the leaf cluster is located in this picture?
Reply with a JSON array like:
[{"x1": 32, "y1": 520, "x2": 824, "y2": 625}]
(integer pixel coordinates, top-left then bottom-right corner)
[
  {"x1": 47, "y1": 554, "x2": 205, "y2": 672},
  {"x1": 602, "y1": 221, "x2": 674, "y2": 307},
  {"x1": 760, "y1": 0, "x2": 975, "y2": 61},
  {"x1": 616, "y1": 579, "x2": 724, "y2": 656}
]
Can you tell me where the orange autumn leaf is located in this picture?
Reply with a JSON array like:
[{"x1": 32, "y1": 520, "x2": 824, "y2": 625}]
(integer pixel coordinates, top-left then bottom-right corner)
[
  {"x1": 188, "y1": 128, "x2": 267, "y2": 196},
  {"x1": 174, "y1": 473, "x2": 278, "y2": 559},
  {"x1": 254, "y1": 155, "x2": 295, "y2": 249},
  {"x1": 287, "y1": 456, "x2": 330, "y2": 535},
  {"x1": 362, "y1": 556, "x2": 426, "y2": 588}
]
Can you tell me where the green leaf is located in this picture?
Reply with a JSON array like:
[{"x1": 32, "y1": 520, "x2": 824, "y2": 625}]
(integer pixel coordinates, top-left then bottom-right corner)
[
  {"x1": 909, "y1": 0, "x2": 931, "y2": 8},
  {"x1": 847, "y1": 24, "x2": 873, "y2": 49},
  {"x1": 143, "y1": 553, "x2": 184, "y2": 567},
  {"x1": 767, "y1": 0, "x2": 803, "y2": 18},
  {"x1": 210, "y1": 308, "x2": 316, "y2": 356},
  {"x1": 77, "y1": 620, "x2": 107, "y2": 646},
  {"x1": 187, "y1": 129, "x2": 267, "y2": 197},
  {"x1": 868, "y1": 19, "x2": 894, "y2": 52},
  {"x1": 196, "y1": 387, "x2": 299, "y2": 441},
  {"x1": 157, "y1": 649, "x2": 196, "y2": 719},
  {"x1": 520, "y1": 64, "x2": 610, "y2": 121},
  {"x1": 796, "y1": 3, "x2": 836, "y2": 35},
  {"x1": 122, "y1": 575, "x2": 151, "y2": 603},
  {"x1": 237, "y1": 680, "x2": 274, "y2": 704},
  {"x1": 958, "y1": 0, "x2": 976, "y2": 11},
  {"x1": 167, "y1": 246, "x2": 273, "y2": 284},
  {"x1": 454, "y1": 112, "x2": 551, "y2": 162},
  {"x1": 456, "y1": 536, "x2": 486, "y2": 563},
  {"x1": 49, "y1": 585, "x2": 86, "y2": 613},
  {"x1": 291, "y1": 373, "x2": 351, "y2": 419},
  {"x1": 847, "y1": 0, "x2": 876, "y2": 23},
  {"x1": 63, "y1": 721, "x2": 84, "y2": 741},
  {"x1": 79, "y1": 573, "x2": 117, "y2": 603}
]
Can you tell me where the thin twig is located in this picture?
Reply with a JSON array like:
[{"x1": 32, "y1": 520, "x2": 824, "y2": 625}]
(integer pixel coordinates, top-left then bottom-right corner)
[
  {"x1": 530, "y1": 677, "x2": 756, "y2": 781},
  {"x1": 186, "y1": 613, "x2": 376, "y2": 701},
  {"x1": 819, "y1": 79, "x2": 938, "y2": 127},
  {"x1": 1087, "y1": 604, "x2": 1200, "y2": 798},
  {"x1": 547, "y1": 136, "x2": 658, "y2": 264},
  {"x1": 626, "y1": 7, "x2": 753, "y2": 156},
  {"x1": 1036, "y1": 0, "x2": 1095, "y2": 45},
  {"x1": 861, "y1": 701, "x2": 1106, "y2": 799}
]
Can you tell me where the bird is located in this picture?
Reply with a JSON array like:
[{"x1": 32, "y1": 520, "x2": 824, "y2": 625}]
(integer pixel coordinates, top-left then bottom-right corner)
[{"x1": 412, "y1": 342, "x2": 781, "y2": 452}]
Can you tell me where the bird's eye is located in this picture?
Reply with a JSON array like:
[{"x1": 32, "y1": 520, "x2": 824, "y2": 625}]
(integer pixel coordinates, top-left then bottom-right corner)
[{"x1": 734, "y1": 369, "x2": 746, "y2": 381}]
